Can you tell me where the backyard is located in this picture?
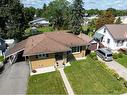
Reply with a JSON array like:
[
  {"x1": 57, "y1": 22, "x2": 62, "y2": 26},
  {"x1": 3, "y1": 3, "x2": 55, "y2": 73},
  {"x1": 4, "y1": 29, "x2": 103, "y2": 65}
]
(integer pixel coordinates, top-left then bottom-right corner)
[
  {"x1": 27, "y1": 71, "x2": 67, "y2": 95},
  {"x1": 116, "y1": 54, "x2": 127, "y2": 68},
  {"x1": 24, "y1": 26, "x2": 54, "y2": 37},
  {"x1": 64, "y1": 57, "x2": 127, "y2": 94}
]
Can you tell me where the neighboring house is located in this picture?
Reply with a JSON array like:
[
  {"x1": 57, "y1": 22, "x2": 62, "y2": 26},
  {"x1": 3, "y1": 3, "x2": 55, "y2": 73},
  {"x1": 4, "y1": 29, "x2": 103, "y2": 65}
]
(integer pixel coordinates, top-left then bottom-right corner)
[
  {"x1": 29, "y1": 17, "x2": 49, "y2": 27},
  {"x1": 115, "y1": 16, "x2": 127, "y2": 24},
  {"x1": 78, "y1": 33, "x2": 104, "y2": 51},
  {"x1": 93, "y1": 24, "x2": 127, "y2": 51},
  {"x1": 5, "y1": 39, "x2": 15, "y2": 48},
  {"x1": 6, "y1": 31, "x2": 90, "y2": 71},
  {"x1": 0, "y1": 38, "x2": 6, "y2": 56},
  {"x1": 83, "y1": 15, "x2": 98, "y2": 26}
]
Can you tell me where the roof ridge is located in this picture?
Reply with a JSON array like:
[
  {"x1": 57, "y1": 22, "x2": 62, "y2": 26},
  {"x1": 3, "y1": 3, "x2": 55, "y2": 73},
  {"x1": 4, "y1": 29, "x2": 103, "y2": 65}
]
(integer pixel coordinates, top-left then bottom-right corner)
[
  {"x1": 24, "y1": 34, "x2": 46, "y2": 54},
  {"x1": 44, "y1": 33, "x2": 67, "y2": 46},
  {"x1": 23, "y1": 34, "x2": 71, "y2": 56}
]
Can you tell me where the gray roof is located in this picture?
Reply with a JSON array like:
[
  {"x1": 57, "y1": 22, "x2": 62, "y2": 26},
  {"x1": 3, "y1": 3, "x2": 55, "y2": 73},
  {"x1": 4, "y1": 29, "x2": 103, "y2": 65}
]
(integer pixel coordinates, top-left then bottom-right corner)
[
  {"x1": 105, "y1": 24, "x2": 127, "y2": 40},
  {"x1": 99, "y1": 48, "x2": 112, "y2": 54}
]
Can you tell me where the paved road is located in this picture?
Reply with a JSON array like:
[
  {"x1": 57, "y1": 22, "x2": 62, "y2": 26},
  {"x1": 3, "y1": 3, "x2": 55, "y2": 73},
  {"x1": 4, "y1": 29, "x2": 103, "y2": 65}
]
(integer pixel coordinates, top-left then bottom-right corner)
[
  {"x1": 0, "y1": 62, "x2": 30, "y2": 95},
  {"x1": 98, "y1": 57, "x2": 127, "y2": 81}
]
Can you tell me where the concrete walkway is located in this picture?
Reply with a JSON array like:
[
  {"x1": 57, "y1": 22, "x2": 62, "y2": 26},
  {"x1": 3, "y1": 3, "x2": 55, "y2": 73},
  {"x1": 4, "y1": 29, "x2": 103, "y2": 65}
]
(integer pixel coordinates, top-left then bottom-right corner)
[
  {"x1": 59, "y1": 68, "x2": 74, "y2": 95},
  {"x1": 98, "y1": 57, "x2": 127, "y2": 81}
]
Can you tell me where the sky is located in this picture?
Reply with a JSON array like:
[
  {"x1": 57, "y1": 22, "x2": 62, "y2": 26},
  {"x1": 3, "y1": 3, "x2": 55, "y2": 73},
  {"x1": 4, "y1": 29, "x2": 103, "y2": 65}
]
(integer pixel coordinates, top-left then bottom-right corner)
[{"x1": 21, "y1": 0, "x2": 127, "y2": 10}]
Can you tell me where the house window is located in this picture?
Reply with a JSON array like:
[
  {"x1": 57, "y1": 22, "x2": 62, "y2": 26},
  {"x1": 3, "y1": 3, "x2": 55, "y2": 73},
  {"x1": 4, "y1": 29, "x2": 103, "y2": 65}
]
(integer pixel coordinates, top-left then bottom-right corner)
[
  {"x1": 104, "y1": 28, "x2": 106, "y2": 33},
  {"x1": 37, "y1": 54, "x2": 48, "y2": 59},
  {"x1": 107, "y1": 39, "x2": 110, "y2": 44},
  {"x1": 0, "y1": 42, "x2": 1, "y2": 45},
  {"x1": 71, "y1": 46, "x2": 80, "y2": 53},
  {"x1": 117, "y1": 40, "x2": 124, "y2": 47}
]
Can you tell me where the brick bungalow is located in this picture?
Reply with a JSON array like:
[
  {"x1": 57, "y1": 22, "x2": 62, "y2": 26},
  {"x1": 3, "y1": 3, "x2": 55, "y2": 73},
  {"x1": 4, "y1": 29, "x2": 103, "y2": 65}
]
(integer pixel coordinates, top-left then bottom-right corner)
[{"x1": 6, "y1": 31, "x2": 90, "y2": 71}]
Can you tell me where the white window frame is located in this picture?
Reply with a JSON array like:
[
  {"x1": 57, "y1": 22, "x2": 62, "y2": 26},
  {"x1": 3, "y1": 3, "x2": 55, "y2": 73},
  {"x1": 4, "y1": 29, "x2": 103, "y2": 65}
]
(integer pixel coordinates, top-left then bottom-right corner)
[
  {"x1": 37, "y1": 53, "x2": 48, "y2": 59},
  {"x1": 71, "y1": 46, "x2": 80, "y2": 54}
]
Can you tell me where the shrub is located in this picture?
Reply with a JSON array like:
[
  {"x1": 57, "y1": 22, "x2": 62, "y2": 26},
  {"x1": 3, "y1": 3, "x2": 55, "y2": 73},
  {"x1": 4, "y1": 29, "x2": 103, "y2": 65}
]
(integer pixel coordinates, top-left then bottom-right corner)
[
  {"x1": 0, "y1": 56, "x2": 4, "y2": 62},
  {"x1": 118, "y1": 53, "x2": 123, "y2": 58},
  {"x1": 113, "y1": 53, "x2": 118, "y2": 59},
  {"x1": 124, "y1": 82, "x2": 127, "y2": 88},
  {"x1": 88, "y1": 52, "x2": 98, "y2": 60},
  {"x1": 32, "y1": 70, "x2": 37, "y2": 73}
]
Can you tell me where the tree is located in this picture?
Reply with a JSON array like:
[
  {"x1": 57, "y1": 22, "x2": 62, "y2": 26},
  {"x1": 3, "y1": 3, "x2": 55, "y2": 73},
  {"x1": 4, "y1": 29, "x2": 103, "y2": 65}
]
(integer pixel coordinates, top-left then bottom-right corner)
[
  {"x1": 95, "y1": 10, "x2": 115, "y2": 29},
  {"x1": 43, "y1": 0, "x2": 70, "y2": 30},
  {"x1": 0, "y1": 0, "x2": 26, "y2": 41},
  {"x1": 36, "y1": 8, "x2": 43, "y2": 17},
  {"x1": 115, "y1": 17, "x2": 122, "y2": 24},
  {"x1": 107, "y1": 8, "x2": 117, "y2": 16},
  {"x1": 23, "y1": 7, "x2": 36, "y2": 27},
  {"x1": 70, "y1": 0, "x2": 84, "y2": 34}
]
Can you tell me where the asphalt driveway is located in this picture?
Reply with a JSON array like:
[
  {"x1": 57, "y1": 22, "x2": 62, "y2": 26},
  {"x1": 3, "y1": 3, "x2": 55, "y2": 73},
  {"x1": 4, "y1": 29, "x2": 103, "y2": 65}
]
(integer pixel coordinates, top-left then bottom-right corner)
[{"x1": 0, "y1": 62, "x2": 30, "y2": 95}]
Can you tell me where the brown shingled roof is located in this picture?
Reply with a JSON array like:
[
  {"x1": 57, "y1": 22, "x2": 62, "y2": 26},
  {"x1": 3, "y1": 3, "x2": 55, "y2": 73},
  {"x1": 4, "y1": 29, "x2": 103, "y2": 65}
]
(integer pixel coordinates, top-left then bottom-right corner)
[
  {"x1": 45, "y1": 32, "x2": 86, "y2": 47},
  {"x1": 5, "y1": 39, "x2": 27, "y2": 56},
  {"x1": 6, "y1": 31, "x2": 87, "y2": 57},
  {"x1": 105, "y1": 24, "x2": 127, "y2": 40},
  {"x1": 78, "y1": 33, "x2": 92, "y2": 45},
  {"x1": 23, "y1": 34, "x2": 71, "y2": 56}
]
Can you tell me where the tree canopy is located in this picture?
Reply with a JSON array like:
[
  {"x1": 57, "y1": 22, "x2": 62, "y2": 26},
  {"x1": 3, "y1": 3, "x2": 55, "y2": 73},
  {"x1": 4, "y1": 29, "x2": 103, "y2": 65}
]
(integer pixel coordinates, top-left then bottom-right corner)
[
  {"x1": 70, "y1": 0, "x2": 84, "y2": 34},
  {"x1": 95, "y1": 10, "x2": 115, "y2": 29},
  {"x1": 0, "y1": 0, "x2": 26, "y2": 41},
  {"x1": 115, "y1": 17, "x2": 122, "y2": 24},
  {"x1": 42, "y1": 0, "x2": 70, "y2": 30}
]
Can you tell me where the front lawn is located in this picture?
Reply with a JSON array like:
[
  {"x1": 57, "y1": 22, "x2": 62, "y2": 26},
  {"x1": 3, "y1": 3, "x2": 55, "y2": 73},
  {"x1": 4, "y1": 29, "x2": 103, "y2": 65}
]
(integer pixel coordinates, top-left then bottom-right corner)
[
  {"x1": 64, "y1": 58, "x2": 127, "y2": 94},
  {"x1": 0, "y1": 56, "x2": 4, "y2": 62},
  {"x1": 116, "y1": 54, "x2": 127, "y2": 68},
  {"x1": 27, "y1": 71, "x2": 67, "y2": 95}
]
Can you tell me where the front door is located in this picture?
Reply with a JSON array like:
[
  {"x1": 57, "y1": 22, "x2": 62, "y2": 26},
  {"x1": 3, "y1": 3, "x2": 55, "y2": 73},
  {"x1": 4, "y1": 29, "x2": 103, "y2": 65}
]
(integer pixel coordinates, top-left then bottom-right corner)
[{"x1": 55, "y1": 52, "x2": 63, "y2": 61}]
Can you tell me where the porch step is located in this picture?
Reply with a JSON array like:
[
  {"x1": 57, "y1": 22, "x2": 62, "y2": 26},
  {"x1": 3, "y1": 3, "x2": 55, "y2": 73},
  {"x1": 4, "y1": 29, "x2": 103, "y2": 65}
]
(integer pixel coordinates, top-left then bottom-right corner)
[{"x1": 55, "y1": 60, "x2": 65, "y2": 69}]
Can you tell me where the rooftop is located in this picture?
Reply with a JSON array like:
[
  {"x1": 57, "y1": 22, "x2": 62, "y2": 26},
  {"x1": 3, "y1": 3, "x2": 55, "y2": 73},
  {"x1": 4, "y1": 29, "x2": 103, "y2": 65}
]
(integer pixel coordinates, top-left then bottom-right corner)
[
  {"x1": 6, "y1": 31, "x2": 89, "y2": 57},
  {"x1": 105, "y1": 24, "x2": 127, "y2": 40}
]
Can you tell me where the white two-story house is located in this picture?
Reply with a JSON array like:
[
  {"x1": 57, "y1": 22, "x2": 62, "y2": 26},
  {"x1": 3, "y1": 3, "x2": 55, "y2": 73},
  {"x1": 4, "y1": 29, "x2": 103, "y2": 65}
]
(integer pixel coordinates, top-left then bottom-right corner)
[{"x1": 93, "y1": 24, "x2": 127, "y2": 51}]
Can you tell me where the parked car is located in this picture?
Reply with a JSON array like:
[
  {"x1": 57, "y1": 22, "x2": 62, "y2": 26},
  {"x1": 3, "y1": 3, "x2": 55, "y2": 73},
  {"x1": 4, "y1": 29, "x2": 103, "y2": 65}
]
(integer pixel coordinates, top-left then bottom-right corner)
[{"x1": 96, "y1": 48, "x2": 113, "y2": 61}]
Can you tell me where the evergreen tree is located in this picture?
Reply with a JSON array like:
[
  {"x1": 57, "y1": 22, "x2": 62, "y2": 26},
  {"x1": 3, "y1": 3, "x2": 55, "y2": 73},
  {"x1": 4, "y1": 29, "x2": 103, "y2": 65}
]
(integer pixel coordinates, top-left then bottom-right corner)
[
  {"x1": 0, "y1": 0, "x2": 25, "y2": 41},
  {"x1": 70, "y1": 0, "x2": 84, "y2": 34},
  {"x1": 115, "y1": 17, "x2": 122, "y2": 24}
]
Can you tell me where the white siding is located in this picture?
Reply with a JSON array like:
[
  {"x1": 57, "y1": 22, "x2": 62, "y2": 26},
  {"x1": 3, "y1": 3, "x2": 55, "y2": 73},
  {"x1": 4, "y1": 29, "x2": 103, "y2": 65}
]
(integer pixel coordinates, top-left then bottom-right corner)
[{"x1": 96, "y1": 26, "x2": 127, "y2": 50}]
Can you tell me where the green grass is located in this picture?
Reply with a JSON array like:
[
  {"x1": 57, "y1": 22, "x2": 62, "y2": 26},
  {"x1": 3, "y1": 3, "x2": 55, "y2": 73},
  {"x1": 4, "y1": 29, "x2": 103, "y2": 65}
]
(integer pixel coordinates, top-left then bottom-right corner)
[
  {"x1": 37, "y1": 27, "x2": 54, "y2": 32},
  {"x1": 25, "y1": 26, "x2": 54, "y2": 33},
  {"x1": 82, "y1": 25, "x2": 88, "y2": 31},
  {"x1": 64, "y1": 58, "x2": 127, "y2": 94},
  {"x1": 116, "y1": 54, "x2": 127, "y2": 68},
  {"x1": 0, "y1": 56, "x2": 4, "y2": 62},
  {"x1": 27, "y1": 71, "x2": 67, "y2": 95}
]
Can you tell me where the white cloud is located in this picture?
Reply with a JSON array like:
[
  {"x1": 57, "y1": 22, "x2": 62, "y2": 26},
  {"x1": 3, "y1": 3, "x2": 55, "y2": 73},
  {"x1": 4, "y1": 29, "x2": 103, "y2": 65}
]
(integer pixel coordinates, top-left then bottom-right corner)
[{"x1": 21, "y1": 0, "x2": 127, "y2": 9}]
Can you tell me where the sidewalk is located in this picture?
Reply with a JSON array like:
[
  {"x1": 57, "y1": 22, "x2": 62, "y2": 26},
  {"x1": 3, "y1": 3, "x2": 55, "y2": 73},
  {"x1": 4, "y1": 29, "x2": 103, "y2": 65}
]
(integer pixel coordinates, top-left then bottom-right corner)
[{"x1": 59, "y1": 68, "x2": 74, "y2": 95}]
